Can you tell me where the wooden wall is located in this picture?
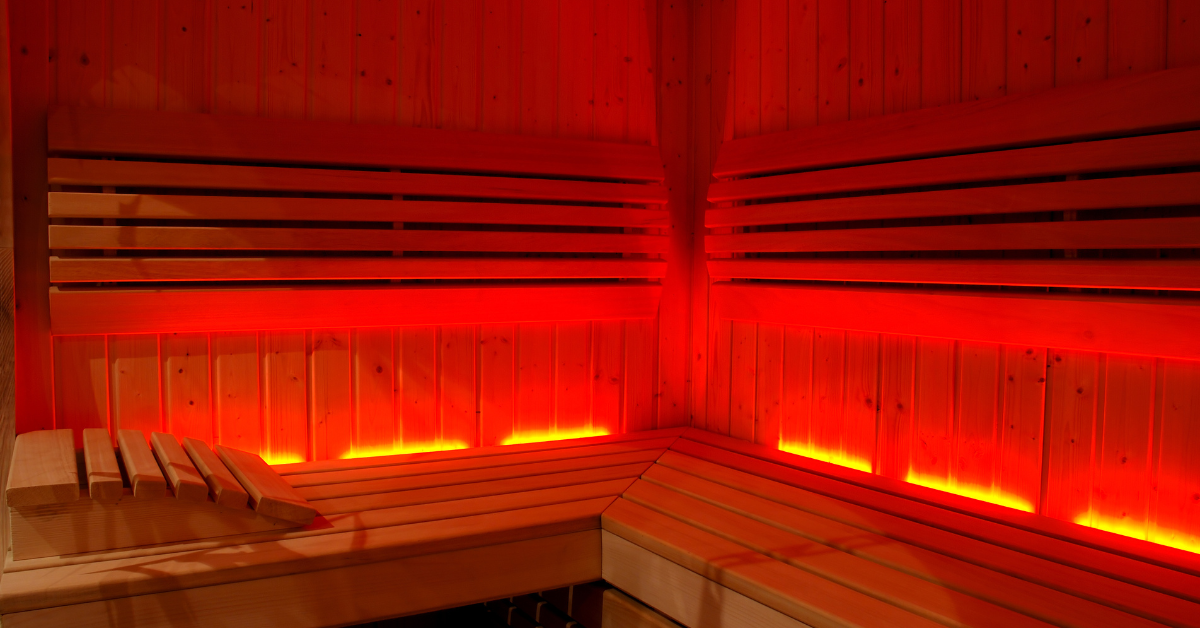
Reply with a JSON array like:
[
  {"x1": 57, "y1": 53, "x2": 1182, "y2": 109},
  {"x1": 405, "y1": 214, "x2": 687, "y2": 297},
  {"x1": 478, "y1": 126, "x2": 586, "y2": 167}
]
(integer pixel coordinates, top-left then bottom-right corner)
[
  {"x1": 694, "y1": 0, "x2": 1200, "y2": 551},
  {"x1": 41, "y1": 0, "x2": 678, "y2": 463},
  {"x1": 1, "y1": 0, "x2": 17, "y2": 565}
]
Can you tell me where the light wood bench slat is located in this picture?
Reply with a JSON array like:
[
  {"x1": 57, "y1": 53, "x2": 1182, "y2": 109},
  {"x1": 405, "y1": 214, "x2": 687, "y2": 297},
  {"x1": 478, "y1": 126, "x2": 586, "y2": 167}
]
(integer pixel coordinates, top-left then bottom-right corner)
[
  {"x1": 80, "y1": 428, "x2": 121, "y2": 502},
  {"x1": 149, "y1": 433, "x2": 208, "y2": 502},
  {"x1": 707, "y1": 216, "x2": 1200, "y2": 253},
  {"x1": 707, "y1": 172, "x2": 1200, "y2": 228},
  {"x1": 49, "y1": 193, "x2": 669, "y2": 227},
  {"x1": 714, "y1": 64, "x2": 1200, "y2": 177},
  {"x1": 672, "y1": 434, "x2": 1200, "y2": 603},
  {"x1": 49, "y1": 106, "x2": 665, "y2": 182},
  {"x1": 709, "y1": 129, "x2": 1200, "y2": 202},
  {"x1": 601, "y1": 588, "x2": 682, "y2": 628},
  {"x1": 603, "y1": 497, "x2": 943, "y2": 628},
  {"x1": 49, "y1": 283, "x2": 663, "y2": 336},
  {"x1": 49, "y1": 225, "x2": 669, "y2": 254},
  {"x1": 47, "y1": 158, "x2": 669, "y2": 205},
  {"x1": 216, "y1": 446, "x2": 317, "y2": 524},
  {"x1": 713, "y1": 282, "x2": 1200, "y2": 362},
  {"x1": 707, "y1": 259, "x2": 1200, "y2": 291},
  {"x1": 6, "y1": 430, "x2": 79, "y2": 508},
  {"x1": 180, "y1": 438, "x2": 250, "y2": 509},
  {"x1": 115, "y1": 430, "x2": 166, "y2": 499},
  {"x1": 644, "y1": 460, "x2": 1195, "y2": 628},
  {"x1": 50, "y1": 257, "x2": 670, "y2": 283}
]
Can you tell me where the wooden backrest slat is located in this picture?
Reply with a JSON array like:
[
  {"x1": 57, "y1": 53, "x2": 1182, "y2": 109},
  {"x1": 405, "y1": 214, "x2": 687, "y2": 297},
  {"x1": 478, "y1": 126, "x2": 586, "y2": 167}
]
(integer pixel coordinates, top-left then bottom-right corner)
[
  {"x1": 215, "y1": 445, "x2": 316, "y2": 525},
  {"x1": 81, "y1": 428, "x2": 122, "y2": 502},
  {"x1": 714, "y1": 64, "x2": 1200, "y2": 178},
  {"x1": 116, "y1": 430, "x2": 167, "y2": 499},
  {"x1": 182, "y1": 438, "x2": 250, "y2": 509},
  {"x1": 708, "y1": 129, "x2": 1200, "y2": 203},
  {"x1": 6, "y1": 430, "x2": 79, "y2": 507},
  {"x1": 150, "y1": 433, "x2": 209, "y2": 502},
  {"x1": 49, "y1": 106, "x2": 664, "y2": 182},
  {"x1": 49, "y1": 193, "x2": 669, "y2": 228}
]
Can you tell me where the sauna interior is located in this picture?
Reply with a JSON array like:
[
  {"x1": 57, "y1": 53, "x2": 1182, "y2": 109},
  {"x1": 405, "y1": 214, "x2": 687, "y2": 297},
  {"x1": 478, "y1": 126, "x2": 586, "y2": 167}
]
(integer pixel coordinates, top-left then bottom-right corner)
[{"x1": 0, "y1": 0, "x2": 1198, "y2": 626}]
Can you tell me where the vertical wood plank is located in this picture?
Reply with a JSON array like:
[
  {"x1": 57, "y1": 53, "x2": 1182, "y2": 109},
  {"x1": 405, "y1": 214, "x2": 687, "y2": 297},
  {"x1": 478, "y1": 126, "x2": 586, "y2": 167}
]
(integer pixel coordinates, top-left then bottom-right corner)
[
  {"x1": 162, "y1": 0, "x2": 209, "y2": 112},
  {"x1": 690, "y1": 0, "x2": 715, "y2": 432},
  {"x1": 878, "y1": 334, "x2": 915, "y2": 480},
  {"x1": 355, "y1": 327, "x2": 395, "y2": 451},
  {"x1": 921, "y1": 0, "x2": 962, "y2": 108},
  {"x1": 729, "y1": 321, "x2": 758, "y2": 441},
  {"x1": 912, "y1": 338, "x2": 955, "y2": 482},
  {"x1": 520, "y1": 0, "x2": 559, "y2": 136},
  {"x1": 592, "y1": 320, "x2": 624, "y2": 436},
  {"x1": 755, "y1": 324, "x2": 784, "y2": 447},
  {"x1": 1167, "y1": 0, "x2": 1200, "y2": 68},
  {"x1": 811, "y1": 328, "x2": 846, "y2": 455},
  {"x1": 480, "y1": 0, "x2": 521, "y2": 133},
  {"x1": 1109, "y1": 0, "x2": 1167, "y2": 77},
  {"x1": 516, "y1": 323, "x2": 553, "y2": 435},
  {"x1": 479, "y1": 324, "x2": 515, "y2": 446},
  {"x1": 261, "y1": 331, "x2": 307, "y2": 463},
  {"x1": 310, "y1": 329, "x2": 352, "y2": 461},
  {"x1": 264, "y1": 0, "x2": 309, "y2": 119},
  {"x1": 55, "y1": 0, "x2": 107, "y2": 107},
  {"x1": 1056, "y1": 0, "x2": 1108, "y2": 87},
  {"x1": 817, "y1": 0, "x2": 850, "y2": 124},
  {"x1": 1000, "y1": 346, "x2": 1047, "y2": 510},
  {"x1": 213, "y1": 332, "x2": 260, "y2": 453},
  {"x1": 594, "y1": 0, "x2": 630, "y2": 141},
  {"x1": 110, "y1": 334, "x2": 161, "y2": 438},
  {"x1": 310, "y1": 0, "x2": 355, "y2": 122},
  {"x1": 760, "y1": 0, "x2": 789, "y2": 134},
  {"x1": 955, "y1": 342, "x2": 1001, "y2": 490},
  {"x1": 849, "y1": 0, "x2": 884, "y2": 120},
  {"x1": 1007, "y1": 0, "x2": 1056, "y2": 95},
  {"x1": 214, "y1": 0, "x2": 261, "y2": 115},
  {"x1": 628, "y1": 0, "x2": 657, "y2": 144},
  {"x1": 625, "y1": 317, "x2": 657, "y2": 432},
  {"x1": 162, "y1": 332, "x2": 212, "y2": 445},
  {"x1": 1092, "y1": 355, "x2": 1156, "y2": 535},
  {"x1": 558, "y1": 0, "x2": 595, "y2": 139},
  {"x1": 788, "y1": 0, "x2": 818, "y2": 128},
  {"x1": 882, "y1": 0, "x2": 921, "y2": 114},
  {"x1": 1043, "y1": 350, "x2": 1101, "y2": 520},
  {"x1": 441, "y1": 0, "x2": 481, "y2": 131},
  {"x1": 398, "y1": 326, "x2": 438, "y2": 447},
  {"x1": 734, "y1": 0, "x2": 761, "y2": 138},
  {"x1": 109, "y1": 0, "x2": 159, "y2": 110},
  {"x1": 53, "y1": 335, "x2": 108, "y2": 447},
  {"x1": 780, "y1": 326, "x2": 814, "y2": 449},
  {"x1": 439, "y1": 325, "x2": 476, "y2": 446},
  {"x1": 962, "y1": 0, "x2": 1007, "y2": 101},
  {"x1": 555, "y1": 322, "x2": 592, "y2": 433},
  {"x1": 1154, "y1": 359, "x2": 1200, "y2": 550},
  {"x1": 707, "y1": 318, "x2": 733, "y2": 435},
  {"x1": 357, "y1": 0, "x2": 400, "y2": 124},
  {"x1": 843, "y1": 332, "x2": 879, "y2": 469}
]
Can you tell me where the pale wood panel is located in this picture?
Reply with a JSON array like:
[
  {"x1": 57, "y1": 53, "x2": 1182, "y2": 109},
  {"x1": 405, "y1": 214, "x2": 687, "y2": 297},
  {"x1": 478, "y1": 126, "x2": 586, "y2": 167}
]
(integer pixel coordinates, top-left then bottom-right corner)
[
  {"x1": 161, "y1": 332, "x2": 211, "y2": 444},
  {"x1": 310, "y1": 330, "x2": 352, "y2": 461},
  {"x1": 109, "y1": 334, "x2": 160, "y2": 437}
]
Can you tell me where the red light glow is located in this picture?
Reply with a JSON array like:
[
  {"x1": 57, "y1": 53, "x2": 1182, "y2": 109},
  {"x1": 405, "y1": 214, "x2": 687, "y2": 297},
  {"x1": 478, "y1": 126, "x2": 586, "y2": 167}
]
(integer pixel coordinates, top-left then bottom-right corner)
[
  {"x1": 338, "y1": 441, "x2": 470, "y2": 460},
  {"x1": 262, "y1": 453, "x2": 307, "y2": 466},
  {"x1": 501, "y1": 427, "x2": 610, "y2": 446},
  {"x1": 905, "y1": 472, "x2": 1034, "y2": 512},
  {"x1": 1074, "y1": 513, "x2": 1200, "y2": 554},
  {"x1": 778, "y1": 440, "x2": 873, "y2": 473}
]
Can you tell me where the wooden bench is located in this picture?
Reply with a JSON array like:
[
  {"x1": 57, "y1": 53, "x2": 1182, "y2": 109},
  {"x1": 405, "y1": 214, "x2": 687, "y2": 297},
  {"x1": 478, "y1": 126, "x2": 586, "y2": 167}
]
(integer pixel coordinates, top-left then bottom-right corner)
[
  {"x1": 706, "y1": 65, "x2": 1200, "y2": 362},
  {"x1": 47, "y1": 106, "x2": 668, "y2": 335},
  {"x1": 6, "y1": 427, "x2": 1198, "y2": 627}
]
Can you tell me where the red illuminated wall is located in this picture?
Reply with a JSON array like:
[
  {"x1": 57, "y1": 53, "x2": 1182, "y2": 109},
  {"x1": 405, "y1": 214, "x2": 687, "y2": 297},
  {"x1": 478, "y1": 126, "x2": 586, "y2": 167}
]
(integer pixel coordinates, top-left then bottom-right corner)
[{"x1": 692, "y1": 0, "x2": 1200, "y2": 553}]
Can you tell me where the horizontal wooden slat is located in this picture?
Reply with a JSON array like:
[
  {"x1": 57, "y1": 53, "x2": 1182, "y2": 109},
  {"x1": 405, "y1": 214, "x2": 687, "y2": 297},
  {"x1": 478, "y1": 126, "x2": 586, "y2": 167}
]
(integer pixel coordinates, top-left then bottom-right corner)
[
  {"x1": 49, "y1": 106, "x2": 665, "y2": 182},
  {"x1": 49, "y1": 256, "x2": 669, "y2": 283},
  {"x1": 714, "y1": 65, "x2": 1200, "y2": 177},
  {"x1": 708, "y1": 130, "x2": 1200, "y2": 202},
  {"x1": 707, "y1": 173, "x2": 1200, "y2": 227},
  {"x1": 707, "y1": 217, "x2": 1200, "y2": 253},
  {"x1": 6, "y1": 431, "x2": 80, "y2": 508},
  {"x1": 706, "y1": 259, "x2": 1200, "y2": 291},
  {"x1": 116, "y1": 430, "x2": 167, "y2": 500},
  {"x1": 49, "y1": 193, "x2": 669, "y2": 227},
  {"x1": 49, "y1": 283, "x2": 662, "y2": 335},
  {"x1": 48, "y1": 159, "x2": 669, "y2": 205},
  {"x1": 713, "y1": 282, "x2": 1200, "y2": 360},
  {"x1": 49, "y1": 225, "x2": 668, "y2": 254}
]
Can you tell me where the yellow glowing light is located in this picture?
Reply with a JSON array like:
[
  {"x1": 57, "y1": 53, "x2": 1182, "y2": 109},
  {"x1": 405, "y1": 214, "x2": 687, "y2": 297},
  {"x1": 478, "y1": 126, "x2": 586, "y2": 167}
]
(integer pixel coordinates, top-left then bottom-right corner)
[
  {"x1": 1074, "y1": 513, "x2": 1200, "y2": 554},
  {"x1": 338, "y1": 440, "x2": 470, "y2": 460},
  {"x1": 262, "y1": 453, "x2": 307, "y2": 465},
  {"x1": 501, "y1": 427, "x2": 610, "y2": 446},
  {"x1": 778, "y1": 441, "x2": 873, "y2": 473},
  {"x1": 904, "y1": 472, "x2": 1034, "y2": 512}
]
